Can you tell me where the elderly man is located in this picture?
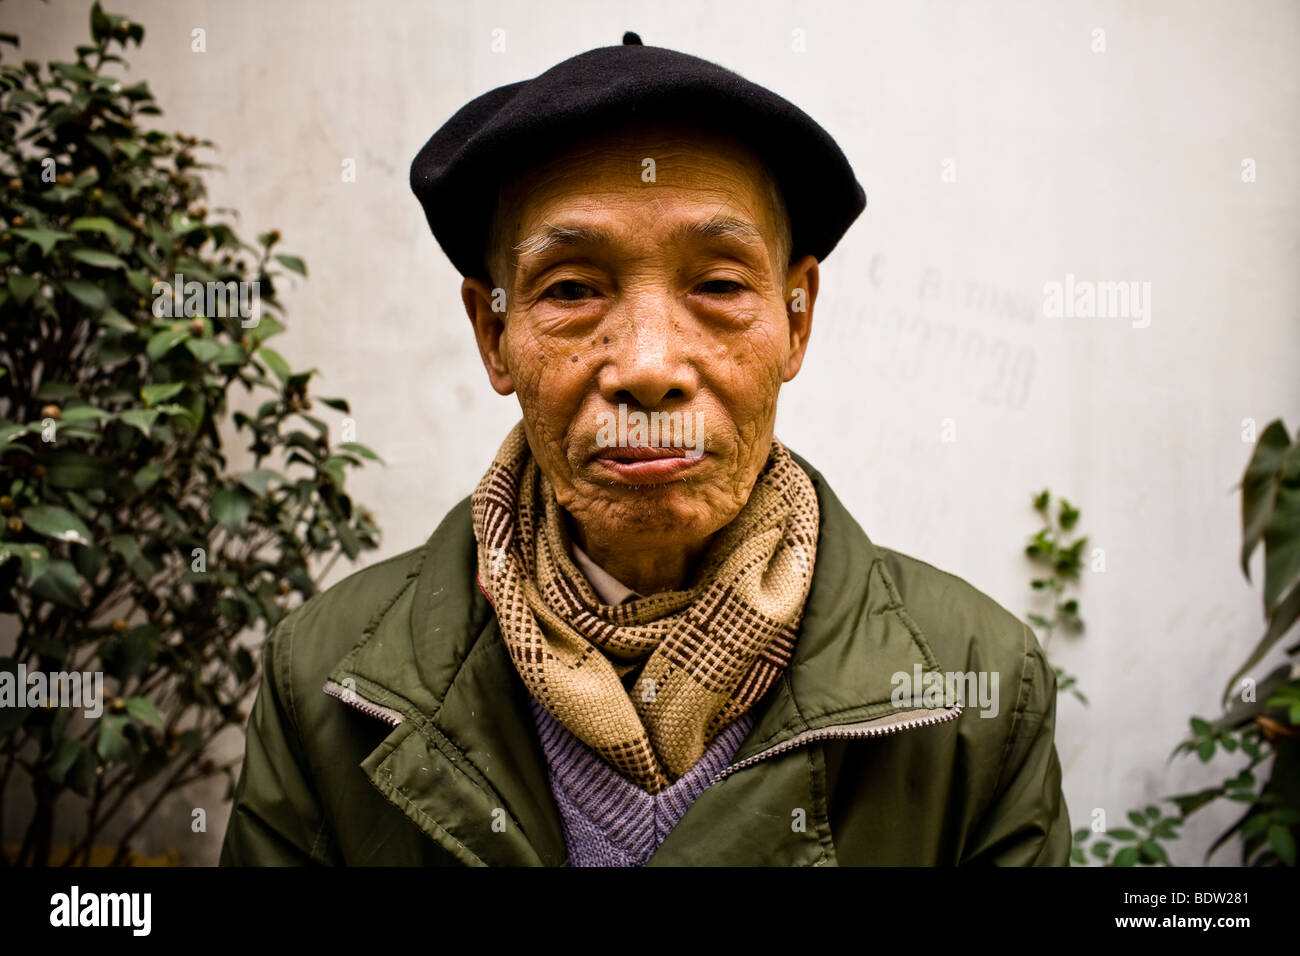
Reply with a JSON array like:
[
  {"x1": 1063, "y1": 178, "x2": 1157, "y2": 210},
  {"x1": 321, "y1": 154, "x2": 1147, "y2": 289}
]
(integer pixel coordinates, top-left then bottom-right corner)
[{"x1": 220, "y1": 34, "x2": 1071, "y2": 866}]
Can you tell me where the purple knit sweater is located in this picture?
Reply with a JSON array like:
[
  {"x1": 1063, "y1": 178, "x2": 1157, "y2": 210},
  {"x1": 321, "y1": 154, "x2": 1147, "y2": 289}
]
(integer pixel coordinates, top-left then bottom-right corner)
[{"x1": 528, "y1": 696, "x2": 754, "y2": 866}]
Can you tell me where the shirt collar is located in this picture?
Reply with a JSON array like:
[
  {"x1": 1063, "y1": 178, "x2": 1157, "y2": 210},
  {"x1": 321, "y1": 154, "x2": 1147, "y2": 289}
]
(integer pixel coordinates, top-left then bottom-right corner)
[{"x1": 569, "y1": 541, "x2": 642, "y2": 605}]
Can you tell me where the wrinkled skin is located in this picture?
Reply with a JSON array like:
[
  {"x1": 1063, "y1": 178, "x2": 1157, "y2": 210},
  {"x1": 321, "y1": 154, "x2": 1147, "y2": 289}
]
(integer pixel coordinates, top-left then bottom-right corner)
[{"x1": 462, "y1": 123, "x2": 818, "y2": 595}]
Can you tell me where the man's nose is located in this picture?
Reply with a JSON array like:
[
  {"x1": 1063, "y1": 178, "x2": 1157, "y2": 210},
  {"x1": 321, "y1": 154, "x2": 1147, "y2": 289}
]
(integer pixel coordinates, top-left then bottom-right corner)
[{"x1": 597, "y1": 290, "x2": 698, "y2": 408}]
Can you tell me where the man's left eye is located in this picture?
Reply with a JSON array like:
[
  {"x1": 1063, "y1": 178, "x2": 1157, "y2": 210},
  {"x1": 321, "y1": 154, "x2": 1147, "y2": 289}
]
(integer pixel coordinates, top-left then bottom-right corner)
[
  {"x1": 695, "y1": 279, "x2": 743, "y2": 295},
  {"x1": 543, "y1": 280, "x2": 597, "y2": 301}
]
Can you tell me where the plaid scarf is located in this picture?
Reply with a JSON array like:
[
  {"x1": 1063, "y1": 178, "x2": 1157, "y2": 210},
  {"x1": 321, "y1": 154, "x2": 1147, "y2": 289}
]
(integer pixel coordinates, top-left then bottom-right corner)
[{"x1": 471, "y1": 422, "x2": 820, "y2": 793}]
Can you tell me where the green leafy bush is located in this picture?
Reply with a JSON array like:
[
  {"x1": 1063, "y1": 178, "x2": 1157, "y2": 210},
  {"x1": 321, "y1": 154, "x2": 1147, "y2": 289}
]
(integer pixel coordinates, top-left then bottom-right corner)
[
  {"x1": 0, "y1": 4, "x2": 380, "y2": 864},
  {"x1": 1071, "y1": 419, "x2": 1300, "y2": 867},
  {"x1": 1025, "y1": 489, "x2": 1089, "y2": 705}
]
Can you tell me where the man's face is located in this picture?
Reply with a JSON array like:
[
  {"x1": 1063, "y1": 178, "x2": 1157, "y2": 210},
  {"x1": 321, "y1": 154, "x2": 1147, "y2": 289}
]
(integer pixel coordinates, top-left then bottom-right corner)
[{"x1": 463, "y1": 124, "x2": 818, "y2": 559}]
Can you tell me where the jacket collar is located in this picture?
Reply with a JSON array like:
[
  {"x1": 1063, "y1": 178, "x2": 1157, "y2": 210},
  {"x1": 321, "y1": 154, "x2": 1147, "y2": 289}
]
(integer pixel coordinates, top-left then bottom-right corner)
[
  {"x1": 327, "y1": 452, "x2": 951, "y2": 865},
  {"x1": 729, "y1": 451, "x2": 946, "y2": 765}
]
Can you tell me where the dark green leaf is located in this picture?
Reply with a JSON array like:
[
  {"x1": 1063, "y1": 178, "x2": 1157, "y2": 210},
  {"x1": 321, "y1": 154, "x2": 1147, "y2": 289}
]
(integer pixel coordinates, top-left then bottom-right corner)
[
  {"x1": 30, "y1": 559, "x2": 82, "y2": 607},
  {"x1": 145, "y1": 328, "x2": 189, "y2": 359},
  {"x1": 1224, "y1": 582, "x2": 1300, "y2": 705},
  {"x1": 274, "y1": 254, "x2": 306, "y2": 276},
  {"x1": 9, "y1": 227, "x2": 71, "y2": 255},
  {"x1": 70, "y1": 216, "x2": 125, "y2": 246},
  {"x1": 20, "y1": 505, "x2": 92, "y2": 545},
  {"x1": 1262, "y1": 481, "x2": 1300, "y2": 614},
  {"x1": 34, "y1": 382, "x2": 80, "y2": 400},
  {"x1": 237, "y1": 468, "x2": 281, "y2": 496},
  {"x1": 1112, "y1": 846, "x2": 1140, "y2": 867},
  {"x1": 141, "y1": 382, "x2": 185, "y2": 406},
  {"x1": 66, "y1": 746, "x2": 97, "y2": 796},
  {"x1": 212, "y1": 342, "x2": 245, "y2": 366},
  {"x1": 69, "y1": 248, "x2": 126, "y2": 270},
  {"x1": 1241, "y1": 420, "x2": 1290, "y2": 578},
  {"x1": 58, "y1": 405, "x2": 112, "y2": 424},
  {"x1": 119, "y1": 408, "x2": 160, "y2": 436},
  {"x1": 96, "y1": 713, "x2": 132, "y2": 763},
  {"x1": 338, "y1": 441, "x2": 381, "y2": 462},
  {"x1": 336, "y1": 520, "x2": 360, "y2": 559},
  {"x1": 124, "y1": 696, "x2": 164, "y2": 729},
  {"x1": 1267, "y1": 824, "x2": 1295, "y2": 866},
  {"x1": 109, "y1": 533, "x2": 155, "y2": 581},
  {"x1": 211, "y1": 486, "x2": 250, "y2": 529},
  {"x1": 133, "y1": 465, "x2": 161, "y2": 491},
  {"x1": 185, "y1": 338, "x2": 220, "y2": 362},
  {"x1": 7, "y1": 273, "x2": 40, "y2": 304},
  {"x1": 44, "y1": 449, "x2": 110, "y2": 489},
  {"x1": 257, "y1": 346, "x2": 291, "y2": 383},
  {"x1": 1139, "y1": 839, "x2": 1169, "y2": 865}
]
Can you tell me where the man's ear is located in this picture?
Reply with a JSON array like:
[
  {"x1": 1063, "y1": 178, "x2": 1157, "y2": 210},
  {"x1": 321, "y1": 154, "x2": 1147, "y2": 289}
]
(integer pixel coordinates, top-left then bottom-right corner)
[
  {"x1": 462, "y1": 277, "x2": 514, "y2": 395},
  {"x1": 782, "y1": 254, "x2": 818, "y2": 382}
]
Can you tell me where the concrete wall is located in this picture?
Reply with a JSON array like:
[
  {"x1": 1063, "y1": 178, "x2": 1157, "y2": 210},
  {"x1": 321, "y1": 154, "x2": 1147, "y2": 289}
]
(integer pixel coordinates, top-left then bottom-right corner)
[{"x1": 6, "y1": 0, "x2": 1298, "y2": 865}]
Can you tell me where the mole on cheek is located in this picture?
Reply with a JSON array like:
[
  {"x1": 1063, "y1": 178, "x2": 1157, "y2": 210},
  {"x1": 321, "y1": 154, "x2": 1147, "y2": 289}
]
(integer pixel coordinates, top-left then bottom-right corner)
[{"x1": 603, "y1": 336, "x2": 610, "y2": 344}]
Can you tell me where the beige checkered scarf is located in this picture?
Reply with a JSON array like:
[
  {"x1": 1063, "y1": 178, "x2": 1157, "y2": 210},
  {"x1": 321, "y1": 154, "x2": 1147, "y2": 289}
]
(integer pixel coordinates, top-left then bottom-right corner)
[{"x1": 471, "y1": 422, "x2": 820, "y2": 793}]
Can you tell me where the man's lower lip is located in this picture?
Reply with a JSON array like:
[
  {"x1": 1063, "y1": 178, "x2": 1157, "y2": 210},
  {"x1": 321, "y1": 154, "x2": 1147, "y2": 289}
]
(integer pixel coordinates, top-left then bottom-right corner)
[{"x1": 595, "y1": 455, "x2": 704, "y2": 482}]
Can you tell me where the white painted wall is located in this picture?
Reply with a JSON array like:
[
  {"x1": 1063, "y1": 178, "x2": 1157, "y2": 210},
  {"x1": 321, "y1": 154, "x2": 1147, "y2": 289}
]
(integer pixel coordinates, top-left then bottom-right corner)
[{"x1": 7, "y1": 0, "x2": 1298, "y2": 865}]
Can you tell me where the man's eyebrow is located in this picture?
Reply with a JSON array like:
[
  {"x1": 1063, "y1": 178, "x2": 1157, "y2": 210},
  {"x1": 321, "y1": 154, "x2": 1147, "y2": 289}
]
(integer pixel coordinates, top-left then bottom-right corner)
[
  {"x1": 512, "y1": 214, "x2": 765, "y2": 262},
  {"x1": 513, "y1": 223, "x2": 606, "y2": 260},
  {"x1": 675, "y1": 212, "x2": 764, "y2": 247}
]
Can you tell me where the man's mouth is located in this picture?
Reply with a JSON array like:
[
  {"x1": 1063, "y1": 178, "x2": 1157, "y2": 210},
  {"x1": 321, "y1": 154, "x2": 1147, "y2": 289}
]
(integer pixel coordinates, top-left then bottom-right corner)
[{"x1": 592, "y1": 445, "x2": 705, "y2": 483}]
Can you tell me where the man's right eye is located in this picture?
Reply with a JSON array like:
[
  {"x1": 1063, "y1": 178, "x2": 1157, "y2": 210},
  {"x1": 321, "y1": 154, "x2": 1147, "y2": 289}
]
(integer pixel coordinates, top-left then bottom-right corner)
[{"x1": 543, "y1": 280, "x2": 596, "y2": 301}]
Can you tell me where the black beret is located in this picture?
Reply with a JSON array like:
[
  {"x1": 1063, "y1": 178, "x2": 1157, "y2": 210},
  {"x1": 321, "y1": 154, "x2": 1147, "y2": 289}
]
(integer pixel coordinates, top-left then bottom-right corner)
[{"x1": 410, "y1": 32, "x2": 866, "y2": 280}]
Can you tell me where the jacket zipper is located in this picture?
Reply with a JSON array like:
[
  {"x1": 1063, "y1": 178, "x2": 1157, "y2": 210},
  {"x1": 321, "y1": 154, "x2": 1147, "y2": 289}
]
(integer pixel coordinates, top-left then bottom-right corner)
[
  {"x1": 324, "y1": 679, "x2": 963, "y2": 782},
  {"x1": 712, "y1": 701, "x2": 963, "y2": 783},
  {"x1": 323, "y1": 679, "x2": 405, "y2": 727}
]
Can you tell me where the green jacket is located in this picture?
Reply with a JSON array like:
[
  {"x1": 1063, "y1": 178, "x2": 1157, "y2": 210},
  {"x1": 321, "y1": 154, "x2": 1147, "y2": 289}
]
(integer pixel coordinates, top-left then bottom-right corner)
[{"x1": 219, "y1": 456, "x2": 1072, "y2": 866}]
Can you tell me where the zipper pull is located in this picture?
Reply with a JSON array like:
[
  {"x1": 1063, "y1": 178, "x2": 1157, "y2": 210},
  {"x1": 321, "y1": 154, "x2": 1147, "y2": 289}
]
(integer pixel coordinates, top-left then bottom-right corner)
[{"x1": 323, "y1": 679, "x2": 405, "y2": 727}]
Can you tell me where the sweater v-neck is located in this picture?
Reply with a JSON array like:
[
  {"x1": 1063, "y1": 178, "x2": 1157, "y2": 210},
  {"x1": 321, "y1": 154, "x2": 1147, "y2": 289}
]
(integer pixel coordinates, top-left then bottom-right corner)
[{"x1": 527, "y1": 696, "x2": 754, "y2": 866}]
